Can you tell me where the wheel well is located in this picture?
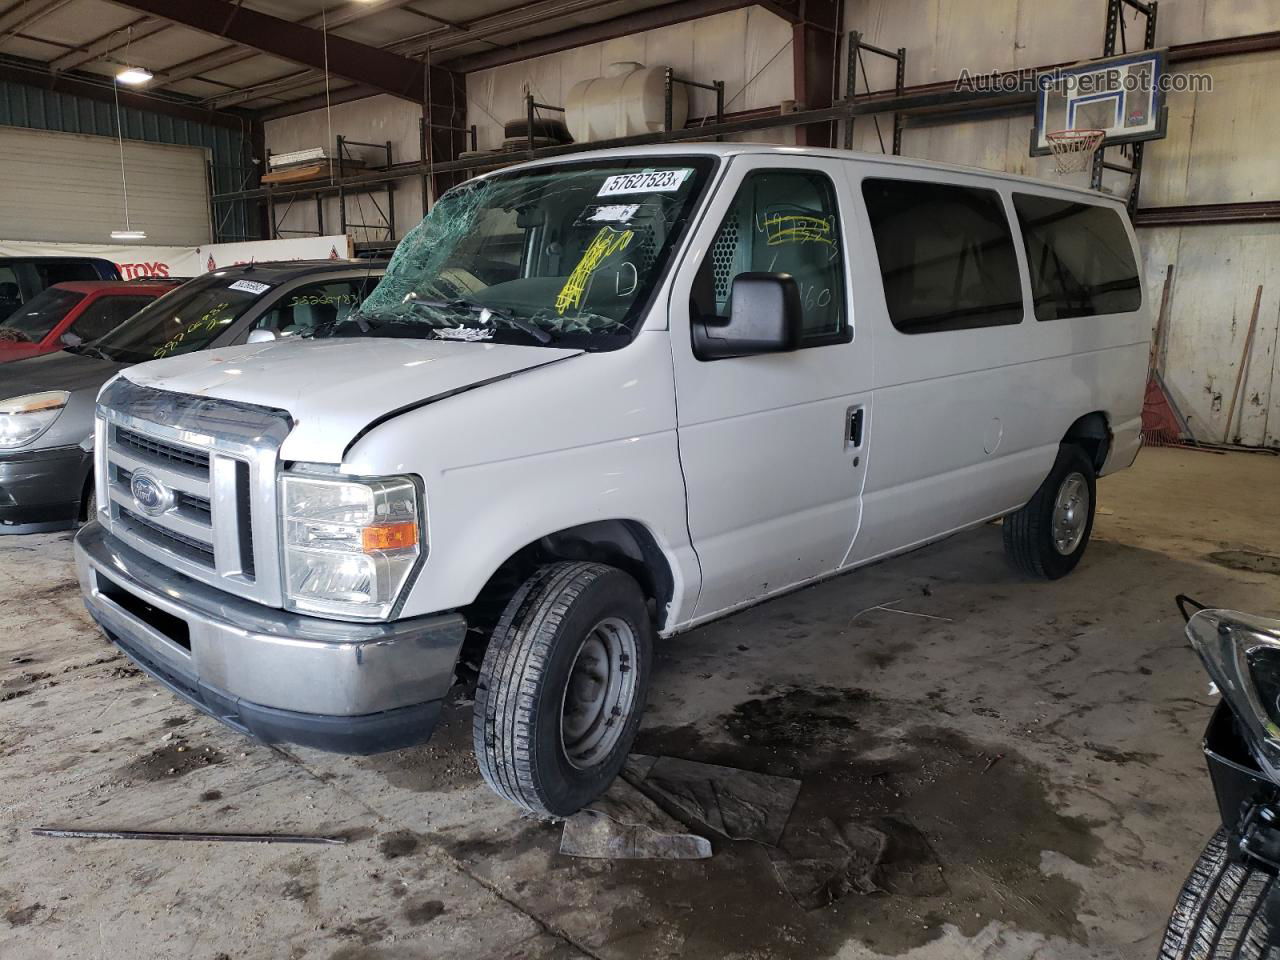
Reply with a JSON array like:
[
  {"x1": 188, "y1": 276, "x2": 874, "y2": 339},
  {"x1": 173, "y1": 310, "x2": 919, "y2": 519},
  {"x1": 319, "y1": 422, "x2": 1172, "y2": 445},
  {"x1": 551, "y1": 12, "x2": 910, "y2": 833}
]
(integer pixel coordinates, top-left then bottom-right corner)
[
  {"x1": 459, "y1": 521, "x2": 675, "y2": 671},
  {"x1": 78, "y1": 469, "x2": 95, "y2": 521},
  {"x1": 1063, "y1": 412, "x2": 1112, "y2": 472}
]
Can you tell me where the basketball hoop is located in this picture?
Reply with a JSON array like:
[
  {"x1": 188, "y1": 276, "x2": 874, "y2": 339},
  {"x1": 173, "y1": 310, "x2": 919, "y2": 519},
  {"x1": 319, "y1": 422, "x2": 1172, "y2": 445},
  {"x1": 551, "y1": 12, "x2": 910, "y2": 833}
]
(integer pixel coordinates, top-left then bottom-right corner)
[{"x1": 1046, "y1": 129, "x2": 1106, "y2": 175}]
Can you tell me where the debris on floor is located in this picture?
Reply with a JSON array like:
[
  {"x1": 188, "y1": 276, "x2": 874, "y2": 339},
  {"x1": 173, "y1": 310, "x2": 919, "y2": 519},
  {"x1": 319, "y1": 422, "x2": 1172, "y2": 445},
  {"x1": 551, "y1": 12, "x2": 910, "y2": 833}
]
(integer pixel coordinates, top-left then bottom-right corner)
[
  {"x1": 560, "y1": 776, "x2": 711, "y2": 860},
  {"x1": 767, "y1": 816, "x2": 887, "y2": 909},
  {"x1": 623, "y1": 754, "x2": 801, "y2": 845}
]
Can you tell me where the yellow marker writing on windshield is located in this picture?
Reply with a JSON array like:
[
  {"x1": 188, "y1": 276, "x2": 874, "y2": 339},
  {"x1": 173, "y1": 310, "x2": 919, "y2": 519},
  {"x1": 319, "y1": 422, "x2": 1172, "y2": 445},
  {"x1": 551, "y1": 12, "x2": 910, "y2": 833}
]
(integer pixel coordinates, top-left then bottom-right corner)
[{"x1": 556, "y1": 227, "x2": 633, "y2": 315}]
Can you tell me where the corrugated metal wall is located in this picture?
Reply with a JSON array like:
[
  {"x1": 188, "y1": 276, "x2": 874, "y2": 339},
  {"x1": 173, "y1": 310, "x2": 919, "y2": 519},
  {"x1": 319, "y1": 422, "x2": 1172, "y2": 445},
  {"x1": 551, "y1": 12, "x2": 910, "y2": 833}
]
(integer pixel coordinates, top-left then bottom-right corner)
[
  {"x1": 0, "y1": 79, "x2": 257, "y2": 242},
  {"x1": 843, "y1": 0, "x2": 1280, "y2": 447}
]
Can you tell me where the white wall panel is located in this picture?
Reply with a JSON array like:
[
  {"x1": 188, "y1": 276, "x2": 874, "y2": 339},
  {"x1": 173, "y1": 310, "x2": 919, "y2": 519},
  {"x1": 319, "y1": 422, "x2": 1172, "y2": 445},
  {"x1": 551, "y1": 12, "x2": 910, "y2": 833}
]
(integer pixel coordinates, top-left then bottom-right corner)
[
  {"x1": 264, "y1": 94, "x2": 424, "y2": 242},
  {"x1": 465, "y1": 8, "x2": 797, "y2": 152},
  {"x1": 1140, "y1": 224, "x2": 1280, "y2": 447}
]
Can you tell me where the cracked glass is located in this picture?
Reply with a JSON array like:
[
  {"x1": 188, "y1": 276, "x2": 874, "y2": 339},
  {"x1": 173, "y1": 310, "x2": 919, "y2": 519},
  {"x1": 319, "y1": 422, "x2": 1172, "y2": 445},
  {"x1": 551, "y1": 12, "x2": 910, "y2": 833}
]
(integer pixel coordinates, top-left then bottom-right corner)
[{"x1": 357, "y1": 157, "x2": 717, "y2": 349}]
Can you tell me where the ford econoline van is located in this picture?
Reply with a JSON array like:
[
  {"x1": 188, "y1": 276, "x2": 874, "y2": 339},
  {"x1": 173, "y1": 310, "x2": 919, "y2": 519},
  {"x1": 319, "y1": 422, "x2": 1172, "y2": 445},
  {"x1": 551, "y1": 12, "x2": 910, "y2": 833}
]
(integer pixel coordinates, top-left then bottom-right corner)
[{"x1": 72, "y1": 145, "x2": 1147, "y2": 816}]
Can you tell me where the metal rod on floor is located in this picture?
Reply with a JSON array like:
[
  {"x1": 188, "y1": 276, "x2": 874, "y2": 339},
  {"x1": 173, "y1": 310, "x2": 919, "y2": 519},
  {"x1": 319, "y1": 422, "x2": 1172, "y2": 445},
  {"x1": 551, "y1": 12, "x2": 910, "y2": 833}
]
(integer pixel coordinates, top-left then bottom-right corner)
[{"x1": 33, "y1": 827, "x2": 348, "y2": 845}]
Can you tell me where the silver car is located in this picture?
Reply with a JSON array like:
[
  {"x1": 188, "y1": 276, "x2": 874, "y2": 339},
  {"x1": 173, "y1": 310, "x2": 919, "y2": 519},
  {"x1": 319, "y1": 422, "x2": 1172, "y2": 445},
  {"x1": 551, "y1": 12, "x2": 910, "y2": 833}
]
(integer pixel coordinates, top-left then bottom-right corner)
[{"x1": 0, "y1": 259, "x2": 385, "y2": 534}]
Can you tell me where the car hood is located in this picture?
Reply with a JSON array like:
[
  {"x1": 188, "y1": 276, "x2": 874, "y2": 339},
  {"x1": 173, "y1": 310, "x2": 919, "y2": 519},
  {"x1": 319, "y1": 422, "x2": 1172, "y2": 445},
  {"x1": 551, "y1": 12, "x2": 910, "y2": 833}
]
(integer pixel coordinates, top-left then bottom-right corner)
[
  {"x1": 121, "y1": 337, "x2": 584, "y2": 462},
  {"x1": 0, "y1": 348, "x2": 123, "y2": 401}
]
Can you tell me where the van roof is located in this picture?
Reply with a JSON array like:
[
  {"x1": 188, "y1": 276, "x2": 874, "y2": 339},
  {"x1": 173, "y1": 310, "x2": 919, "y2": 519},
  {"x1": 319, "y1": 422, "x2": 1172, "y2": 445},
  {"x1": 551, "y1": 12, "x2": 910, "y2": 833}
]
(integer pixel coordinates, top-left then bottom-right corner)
[{"x1": 484, "y1": 142, "x2": 1121, "y2": 206}]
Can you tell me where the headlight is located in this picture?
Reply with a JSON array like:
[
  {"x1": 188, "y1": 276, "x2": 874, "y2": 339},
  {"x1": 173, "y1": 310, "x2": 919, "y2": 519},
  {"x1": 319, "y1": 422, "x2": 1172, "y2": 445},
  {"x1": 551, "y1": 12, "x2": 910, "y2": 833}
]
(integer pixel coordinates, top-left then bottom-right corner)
[
  {"x1": 0, "y1": 391, "x2": 69, "y2": 448},
  {"x1": 281, "y1": 473, "x2": 423, "y2": 620},
  {"x1": 1188, "y1": 609, "x2": 1280, "y2": 779}
]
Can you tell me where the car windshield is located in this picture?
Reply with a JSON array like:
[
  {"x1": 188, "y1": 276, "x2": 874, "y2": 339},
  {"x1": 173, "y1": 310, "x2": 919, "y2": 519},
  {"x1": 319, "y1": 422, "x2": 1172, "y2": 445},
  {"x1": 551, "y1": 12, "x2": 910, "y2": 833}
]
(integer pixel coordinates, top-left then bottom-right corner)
[
  {"x1": 85, "y1": 275, "x2": 267, "y2": 363},
  {"x1": 357, "y1": 157, "x2": 715, "y2": 348},
  {"x1": 0, "y1": 287, "x2": 85, "y2": 343}
]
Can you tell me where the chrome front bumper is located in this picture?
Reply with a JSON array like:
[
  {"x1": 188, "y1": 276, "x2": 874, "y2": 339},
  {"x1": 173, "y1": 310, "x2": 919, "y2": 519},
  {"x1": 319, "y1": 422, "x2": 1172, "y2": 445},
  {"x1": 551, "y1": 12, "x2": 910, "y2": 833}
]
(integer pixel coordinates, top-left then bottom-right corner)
[{"x1": 75, "y1": 521, "x2": 467, "y2": 754}]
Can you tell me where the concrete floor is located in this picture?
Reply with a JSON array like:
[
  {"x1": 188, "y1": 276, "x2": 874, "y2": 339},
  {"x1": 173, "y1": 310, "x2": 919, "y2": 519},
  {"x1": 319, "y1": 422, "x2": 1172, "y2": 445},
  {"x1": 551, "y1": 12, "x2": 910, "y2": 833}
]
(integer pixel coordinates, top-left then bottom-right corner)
[{"x1": 2, "y1": 446, "x2": 1279, "y2": 960}]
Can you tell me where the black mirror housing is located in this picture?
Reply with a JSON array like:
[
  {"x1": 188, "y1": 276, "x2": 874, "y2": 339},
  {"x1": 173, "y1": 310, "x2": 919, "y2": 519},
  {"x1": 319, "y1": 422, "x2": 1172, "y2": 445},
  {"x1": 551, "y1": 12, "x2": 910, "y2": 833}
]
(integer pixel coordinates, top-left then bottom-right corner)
[{"x1": 693, "y1": 272, "x2": 803, "y2": 360}]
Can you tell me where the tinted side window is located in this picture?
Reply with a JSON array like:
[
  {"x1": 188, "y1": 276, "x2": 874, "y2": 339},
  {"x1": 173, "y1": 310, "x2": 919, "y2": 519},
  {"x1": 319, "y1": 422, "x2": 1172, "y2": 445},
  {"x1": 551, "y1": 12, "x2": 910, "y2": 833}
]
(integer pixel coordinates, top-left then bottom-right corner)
[
  {"x1": 695, "y1": 169, "x2": 846, "y2": 343},
  {"x1": 1012, "y1": 194, "x2": 1141, "y2": 320},
  {"x1": 0, "y1": 266, "x2": 24, "y2": 320},
  {"x1": 251, "y1": 278, "x2": 371, "y2": 338},
  {"x1": 71, "y1": 296, "x2": 155, "y2": 341},
  {"x1": 862, "y1": 179, "x2": 1023, "y2": 334},
  {"x1": 38, "y1": 261, "x2": 101, "y2": 286}
]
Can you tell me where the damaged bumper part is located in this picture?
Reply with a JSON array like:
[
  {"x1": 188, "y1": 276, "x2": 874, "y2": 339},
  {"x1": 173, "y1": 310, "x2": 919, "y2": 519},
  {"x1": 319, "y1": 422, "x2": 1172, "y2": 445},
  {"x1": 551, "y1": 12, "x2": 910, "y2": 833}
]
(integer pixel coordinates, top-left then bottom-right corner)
[
  {"x1": 75, "y1": 521, "x2": 466, "y2": 754},
  {"x1": 0, "y1": 443, "x2": 90, "y2": 534}
]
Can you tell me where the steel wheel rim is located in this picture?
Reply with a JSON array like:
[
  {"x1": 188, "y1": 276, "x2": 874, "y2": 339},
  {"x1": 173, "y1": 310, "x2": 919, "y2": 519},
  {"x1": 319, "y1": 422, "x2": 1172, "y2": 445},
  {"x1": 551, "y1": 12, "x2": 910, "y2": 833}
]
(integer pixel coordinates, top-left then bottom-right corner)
[
  {"x1": 1051, "y1": 471, "x2": 1090, "y2": 556},
  {"x1": 560, "y1": 617, "x2": 638, "y2": 770}
]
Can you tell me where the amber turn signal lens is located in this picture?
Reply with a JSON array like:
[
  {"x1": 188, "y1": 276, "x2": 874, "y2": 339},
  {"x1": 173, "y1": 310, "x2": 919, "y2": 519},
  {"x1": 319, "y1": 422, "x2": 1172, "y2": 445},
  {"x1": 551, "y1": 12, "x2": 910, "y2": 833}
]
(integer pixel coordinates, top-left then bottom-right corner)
[{"x1": 361, "y1": 522, "x2": 418, "y2": 553}]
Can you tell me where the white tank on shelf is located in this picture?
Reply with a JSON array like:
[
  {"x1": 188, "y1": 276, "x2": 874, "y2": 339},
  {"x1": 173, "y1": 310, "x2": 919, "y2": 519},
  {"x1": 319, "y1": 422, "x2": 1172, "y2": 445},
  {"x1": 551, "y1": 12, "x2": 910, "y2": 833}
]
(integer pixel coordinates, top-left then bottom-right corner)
[{"x1": 565, "y1": 62, "x2": 688, "y2": 142}]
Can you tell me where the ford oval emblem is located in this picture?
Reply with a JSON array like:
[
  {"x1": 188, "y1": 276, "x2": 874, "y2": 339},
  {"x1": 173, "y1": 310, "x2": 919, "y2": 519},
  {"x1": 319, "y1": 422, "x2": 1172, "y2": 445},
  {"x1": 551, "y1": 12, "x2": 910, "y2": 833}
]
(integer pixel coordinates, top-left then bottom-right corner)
[{"x1": 130, "y1": 469, "x2": 173, "y2": 517}]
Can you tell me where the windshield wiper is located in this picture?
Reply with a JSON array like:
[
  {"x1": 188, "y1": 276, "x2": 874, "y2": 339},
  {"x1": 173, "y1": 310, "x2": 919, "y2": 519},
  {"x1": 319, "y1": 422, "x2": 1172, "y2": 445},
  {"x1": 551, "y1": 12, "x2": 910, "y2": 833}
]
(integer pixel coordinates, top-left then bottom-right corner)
[
  {"x1": 68, "y1": 344, "x2": 112, "y2": 361},
  {"x1": 407, "y1": 295, "x2": 552, "y2": 345}
]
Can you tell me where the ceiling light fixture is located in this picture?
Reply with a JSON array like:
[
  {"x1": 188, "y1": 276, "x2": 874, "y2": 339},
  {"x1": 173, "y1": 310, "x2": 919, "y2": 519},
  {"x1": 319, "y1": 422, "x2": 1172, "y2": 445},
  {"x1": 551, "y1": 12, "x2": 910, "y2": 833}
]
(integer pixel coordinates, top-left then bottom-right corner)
[
  {"x1": 116, "y1": 66, "x2": 153, "y2": 86},
  {"x1": 109, "y1": 46, "x2": 146, "y2": 243}
]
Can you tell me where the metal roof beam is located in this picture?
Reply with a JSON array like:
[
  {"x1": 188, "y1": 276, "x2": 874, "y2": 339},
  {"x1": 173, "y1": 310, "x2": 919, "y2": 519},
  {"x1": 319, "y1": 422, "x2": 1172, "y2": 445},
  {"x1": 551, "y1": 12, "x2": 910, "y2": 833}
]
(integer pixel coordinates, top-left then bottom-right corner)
[
  {"x1": 148, "y1": 0, "x2": 424, "y2": 93},
  {"x1": 0, "y1": 0, "x2": 74, "y2": 40},
  {"x1": 48, "y1": 16, "x2": 166, "y2": 72},
  {"x1": 0, "y1": 54, "x2": 254, "y2": 130},
  {"x1": 448, "y1": 0, "x2": 802, "y2": 72},
  {"x1": 227, "y1": 0, "x2": 798, "y2": 111},
  {"x1": 104, "y1": 0, "x2": 429, "y2": 101}
]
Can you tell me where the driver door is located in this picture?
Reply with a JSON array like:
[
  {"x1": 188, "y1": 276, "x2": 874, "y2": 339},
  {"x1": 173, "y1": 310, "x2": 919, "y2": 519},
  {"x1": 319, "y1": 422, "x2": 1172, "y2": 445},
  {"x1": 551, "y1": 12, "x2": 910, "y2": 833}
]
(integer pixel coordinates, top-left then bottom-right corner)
[{"x1": 669, "y1": 155, "x2": 872, "y2": 622}]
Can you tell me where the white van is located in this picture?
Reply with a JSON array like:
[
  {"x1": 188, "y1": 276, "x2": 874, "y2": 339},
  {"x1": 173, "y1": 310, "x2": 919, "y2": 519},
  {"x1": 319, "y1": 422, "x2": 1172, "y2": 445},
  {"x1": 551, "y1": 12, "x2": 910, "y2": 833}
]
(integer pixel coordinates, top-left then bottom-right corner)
[{"x1": 74, "y1": 144, "x2": 1148, "y2": 816}]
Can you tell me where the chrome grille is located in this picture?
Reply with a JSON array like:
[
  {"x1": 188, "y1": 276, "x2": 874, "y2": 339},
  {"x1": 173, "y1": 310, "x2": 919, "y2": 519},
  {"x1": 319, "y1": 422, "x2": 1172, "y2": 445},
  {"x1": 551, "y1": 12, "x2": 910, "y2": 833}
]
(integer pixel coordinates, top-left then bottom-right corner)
[
  {"x1": 95, "y1": 379, "x2": 292, "y2": 607},
  {"x1": 117, "y1": 507, "x2": 217, "y2": 567},
  {"x1": 115, "y1": 428, "x2": 211, "y2": 474}
]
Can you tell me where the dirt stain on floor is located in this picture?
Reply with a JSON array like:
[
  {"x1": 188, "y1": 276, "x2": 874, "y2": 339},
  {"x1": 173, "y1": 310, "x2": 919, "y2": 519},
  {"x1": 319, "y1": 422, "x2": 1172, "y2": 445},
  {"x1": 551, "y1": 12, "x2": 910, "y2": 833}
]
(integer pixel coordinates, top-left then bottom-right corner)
[
  {"x1": 402, "y1": 899, "x2": 445, "y2": 926},
  {"x1": 377, "y1": 830, "x2": 423, "y2": 860},
  {"x1": 1208, "y1": 550, "x2": 1280, "y2": 576},
  {"x1": 433, "y1": 685, "x2": 1101, "y2": 959},
  {"x1": 355, "y1": 698, "x2": 477, "y2": 794},
  {"x1": 118, "y1": 740, "x2": 226, "y2": 782}
]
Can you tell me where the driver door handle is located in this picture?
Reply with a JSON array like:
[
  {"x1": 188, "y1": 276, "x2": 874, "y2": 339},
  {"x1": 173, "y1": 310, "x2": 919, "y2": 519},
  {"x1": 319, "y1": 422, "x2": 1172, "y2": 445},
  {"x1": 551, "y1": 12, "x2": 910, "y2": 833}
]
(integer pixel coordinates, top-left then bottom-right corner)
[{"x1": 846, "y1": 406, "x2": 865, "y2": 449}]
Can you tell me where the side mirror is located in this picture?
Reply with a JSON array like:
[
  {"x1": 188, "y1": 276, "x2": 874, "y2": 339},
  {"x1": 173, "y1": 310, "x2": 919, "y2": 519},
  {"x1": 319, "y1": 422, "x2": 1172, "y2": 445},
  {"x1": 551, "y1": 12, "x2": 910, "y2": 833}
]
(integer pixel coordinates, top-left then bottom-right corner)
[
  {"x1": 246, "y1": 328, "x2": 277, "y2": 344},
  {"x1": 692, "y1": 272, "x2": 803, "y2": 360}
]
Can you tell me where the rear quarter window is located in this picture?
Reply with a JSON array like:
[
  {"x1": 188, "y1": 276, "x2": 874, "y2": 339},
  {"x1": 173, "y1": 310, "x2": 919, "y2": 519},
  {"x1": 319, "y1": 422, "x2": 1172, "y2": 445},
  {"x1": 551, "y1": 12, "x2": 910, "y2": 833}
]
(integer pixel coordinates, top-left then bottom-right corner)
[
  {"x1": 861, "y1": 178, "x2": 1024, "y2": 334},
  {"x1": 1011, "y1": 194, "x2": 1141, "y2": 320}
]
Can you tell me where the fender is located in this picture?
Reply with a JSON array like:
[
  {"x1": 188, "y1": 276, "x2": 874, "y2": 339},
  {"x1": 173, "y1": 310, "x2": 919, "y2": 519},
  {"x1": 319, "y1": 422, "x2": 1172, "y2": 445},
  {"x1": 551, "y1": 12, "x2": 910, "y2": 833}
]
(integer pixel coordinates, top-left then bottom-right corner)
[{"x1": 340, "y1": 331, "x2": 701, "y2": 626}]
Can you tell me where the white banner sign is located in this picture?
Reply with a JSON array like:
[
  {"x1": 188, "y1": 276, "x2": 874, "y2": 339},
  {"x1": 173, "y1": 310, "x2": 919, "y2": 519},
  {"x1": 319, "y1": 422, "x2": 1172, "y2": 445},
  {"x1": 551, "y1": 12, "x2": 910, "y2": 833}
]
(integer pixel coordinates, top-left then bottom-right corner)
[{"x1": 0, "y1": 235, "x2": 355, "y2": 280}]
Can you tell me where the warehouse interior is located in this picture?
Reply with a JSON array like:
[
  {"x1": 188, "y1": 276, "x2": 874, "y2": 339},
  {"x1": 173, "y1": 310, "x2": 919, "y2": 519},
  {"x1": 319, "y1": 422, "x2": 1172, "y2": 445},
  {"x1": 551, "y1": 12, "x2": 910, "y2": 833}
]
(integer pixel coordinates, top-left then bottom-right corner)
[{"x1": 2, "y1": 1, "x2": 1280, "y2": 958}]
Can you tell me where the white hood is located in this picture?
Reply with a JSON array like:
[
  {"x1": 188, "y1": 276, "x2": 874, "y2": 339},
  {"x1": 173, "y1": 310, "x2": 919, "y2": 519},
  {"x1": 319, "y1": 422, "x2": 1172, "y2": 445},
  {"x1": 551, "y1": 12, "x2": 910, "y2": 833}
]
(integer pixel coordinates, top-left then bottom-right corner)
[{"x1": 121, "y1": 337, "x2": 582, "y2": 462}]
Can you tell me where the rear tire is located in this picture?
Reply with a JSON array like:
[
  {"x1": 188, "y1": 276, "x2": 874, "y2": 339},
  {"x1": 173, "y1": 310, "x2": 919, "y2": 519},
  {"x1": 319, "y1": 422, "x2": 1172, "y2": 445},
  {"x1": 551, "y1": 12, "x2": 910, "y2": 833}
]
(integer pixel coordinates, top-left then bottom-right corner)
[
  {"x1": 1003, "y1": 443, "x2": 1096, "y2": 579},
  {"x1": 472, "y1": 561, "x2": 652, "y2": 818},
  {"x1": 1160, "y1": 829, "x2": 1280, "y2": 960}
]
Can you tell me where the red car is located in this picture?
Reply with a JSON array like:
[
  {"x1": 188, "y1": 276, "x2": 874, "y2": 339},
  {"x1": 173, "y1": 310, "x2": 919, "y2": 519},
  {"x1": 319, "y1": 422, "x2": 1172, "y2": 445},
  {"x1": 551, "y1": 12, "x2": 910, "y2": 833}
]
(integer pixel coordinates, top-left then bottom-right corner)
[{"x1": 0, "y1": 280, "x2": 179, "y2": 363}]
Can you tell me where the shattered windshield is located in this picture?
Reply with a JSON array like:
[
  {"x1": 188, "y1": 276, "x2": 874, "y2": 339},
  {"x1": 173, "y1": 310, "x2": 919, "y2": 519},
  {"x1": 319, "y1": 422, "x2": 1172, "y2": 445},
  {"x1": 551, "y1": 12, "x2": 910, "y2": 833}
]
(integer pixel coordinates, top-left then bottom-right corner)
[{"x1": 358, "y1": 157, "x2": 716, "y2": 348}]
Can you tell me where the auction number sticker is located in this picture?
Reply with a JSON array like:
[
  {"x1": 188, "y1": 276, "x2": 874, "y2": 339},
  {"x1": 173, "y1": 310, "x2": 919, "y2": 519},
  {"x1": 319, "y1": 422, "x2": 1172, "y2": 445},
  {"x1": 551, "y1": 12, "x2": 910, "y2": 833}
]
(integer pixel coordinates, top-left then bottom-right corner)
[
  {"x1": 228, "y1": 279, "x2": 271, "y2": 295},
  {"x1": 597, "y1": 169, "x2": 692, "y2": 196}
]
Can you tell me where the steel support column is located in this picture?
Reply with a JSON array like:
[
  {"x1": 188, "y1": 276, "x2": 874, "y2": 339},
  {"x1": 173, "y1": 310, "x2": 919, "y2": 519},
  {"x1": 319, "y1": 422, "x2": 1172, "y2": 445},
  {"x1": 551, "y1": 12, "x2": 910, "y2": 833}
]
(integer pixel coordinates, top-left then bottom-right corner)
[{"x1": 792, "y1": 0, "x2": 841, "y2": 147}]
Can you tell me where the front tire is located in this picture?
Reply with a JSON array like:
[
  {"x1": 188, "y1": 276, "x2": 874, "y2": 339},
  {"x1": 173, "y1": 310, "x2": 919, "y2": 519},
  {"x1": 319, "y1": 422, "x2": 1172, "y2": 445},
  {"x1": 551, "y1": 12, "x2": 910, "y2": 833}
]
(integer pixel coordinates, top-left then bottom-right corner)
[
  {"x1": 1003, "y1": 443, "x2": 1096, "y2": 579},
  {"x1": 1161, "y1": 829, "x2": 1280, "y2": 960},
  {"x1": 473, "y1": 561, "x2": 652, "y2": 818}
]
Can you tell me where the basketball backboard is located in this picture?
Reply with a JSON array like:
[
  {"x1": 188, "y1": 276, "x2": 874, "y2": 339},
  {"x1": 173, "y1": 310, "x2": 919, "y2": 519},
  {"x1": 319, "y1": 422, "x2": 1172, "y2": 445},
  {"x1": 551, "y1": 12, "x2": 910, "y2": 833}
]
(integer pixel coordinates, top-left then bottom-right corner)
[{"x1": 1031, "y1": 49, "x2": 1169, "y2": 156}]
